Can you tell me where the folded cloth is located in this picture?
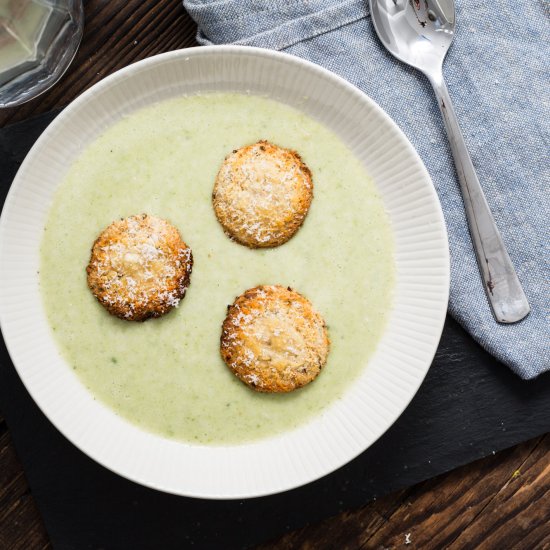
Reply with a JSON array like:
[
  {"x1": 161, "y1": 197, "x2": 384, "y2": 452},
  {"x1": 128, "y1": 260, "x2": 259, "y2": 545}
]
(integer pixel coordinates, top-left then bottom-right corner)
[{"x1": 183, "y1": 0, "x2": 550, "y2": 379}]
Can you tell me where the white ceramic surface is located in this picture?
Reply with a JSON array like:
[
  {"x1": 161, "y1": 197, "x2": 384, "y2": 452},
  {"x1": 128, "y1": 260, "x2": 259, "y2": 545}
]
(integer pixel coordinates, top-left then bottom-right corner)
[{"x1": 0, "y1": 46, "x2": 449, "y2": 499}]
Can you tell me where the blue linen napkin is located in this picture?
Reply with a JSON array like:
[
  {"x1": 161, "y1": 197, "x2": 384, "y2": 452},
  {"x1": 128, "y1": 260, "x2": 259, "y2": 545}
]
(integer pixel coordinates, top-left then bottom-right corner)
[{"x1": 183, "y1": 0, "x2": 550, "y2": 379}]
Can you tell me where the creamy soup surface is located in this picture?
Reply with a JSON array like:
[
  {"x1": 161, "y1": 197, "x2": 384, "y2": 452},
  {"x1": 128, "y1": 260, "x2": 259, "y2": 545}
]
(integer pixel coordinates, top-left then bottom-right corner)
[{"x1": 40, "y1": 93, "x2": 395, "y2": 445}]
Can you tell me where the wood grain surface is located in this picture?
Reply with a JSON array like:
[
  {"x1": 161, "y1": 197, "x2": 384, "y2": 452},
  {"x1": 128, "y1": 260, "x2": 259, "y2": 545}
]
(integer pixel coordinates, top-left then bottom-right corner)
[
  {"x1": 0, "y1": 1, "x2": 548, "y2": 548},
  {"x1": 258, "y1": 435, "x2": 550, "y2": 550}
]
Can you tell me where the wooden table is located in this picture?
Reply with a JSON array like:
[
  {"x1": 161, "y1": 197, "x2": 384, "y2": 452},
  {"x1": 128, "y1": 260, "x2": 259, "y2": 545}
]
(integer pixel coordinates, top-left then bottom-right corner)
[{"x1": 0, "y1": 2, "x2": 548, "y2": 548}]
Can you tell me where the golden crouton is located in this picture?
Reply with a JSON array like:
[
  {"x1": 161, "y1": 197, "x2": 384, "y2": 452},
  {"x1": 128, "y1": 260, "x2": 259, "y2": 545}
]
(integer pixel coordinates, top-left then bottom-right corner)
[
  {"x1": 86, "y1": 214, "x2": 193, "y2": 321},
  {"x1": 221, "y1": 285, "x2": 330, "y2": 392},
  {"x1": 212, "y1": 141, "x2": 313, "y2": 248}
]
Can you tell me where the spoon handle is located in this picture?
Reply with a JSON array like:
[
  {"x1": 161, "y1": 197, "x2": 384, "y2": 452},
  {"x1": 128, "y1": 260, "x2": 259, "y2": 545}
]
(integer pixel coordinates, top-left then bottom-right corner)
[{"x1": 428, "y1": 73, "x2": 530, "y2": 323}]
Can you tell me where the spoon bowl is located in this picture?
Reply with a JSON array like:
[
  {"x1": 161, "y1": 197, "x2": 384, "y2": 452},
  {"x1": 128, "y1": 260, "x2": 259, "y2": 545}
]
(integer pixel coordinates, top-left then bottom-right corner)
[{"x1": 370, "y1": 0, "x2": 455, "y2": 73}]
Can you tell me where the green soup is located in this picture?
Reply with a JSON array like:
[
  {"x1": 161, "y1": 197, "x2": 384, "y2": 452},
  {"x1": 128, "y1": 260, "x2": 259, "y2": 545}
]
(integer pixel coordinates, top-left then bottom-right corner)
[{"x1": 40, "y1": 93, "x2": 395, "y2": 445}]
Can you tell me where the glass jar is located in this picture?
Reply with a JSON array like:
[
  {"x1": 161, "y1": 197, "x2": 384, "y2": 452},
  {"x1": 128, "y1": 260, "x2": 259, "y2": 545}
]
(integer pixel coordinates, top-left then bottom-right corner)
[{"x1": 0, "y1": 0, "x2": 84, "y2": 108}]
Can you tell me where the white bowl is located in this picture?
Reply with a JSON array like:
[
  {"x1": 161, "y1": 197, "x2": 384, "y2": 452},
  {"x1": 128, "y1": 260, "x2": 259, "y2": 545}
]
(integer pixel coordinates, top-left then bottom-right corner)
[{"x1": 0, "y1": 46, "x2": 449, "y2": 499}]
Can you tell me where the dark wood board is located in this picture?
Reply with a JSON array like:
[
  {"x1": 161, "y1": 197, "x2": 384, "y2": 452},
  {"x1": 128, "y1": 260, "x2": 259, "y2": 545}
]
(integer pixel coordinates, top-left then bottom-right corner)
[{"x1": 1, "y1": 111, "x2": 549, "y2": 550}]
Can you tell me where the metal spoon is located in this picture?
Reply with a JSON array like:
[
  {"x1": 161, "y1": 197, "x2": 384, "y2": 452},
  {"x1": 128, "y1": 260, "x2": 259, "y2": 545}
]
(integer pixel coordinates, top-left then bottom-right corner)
[{"x1": 369, "y1": 0, "x2": 530, "y2": 324}]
